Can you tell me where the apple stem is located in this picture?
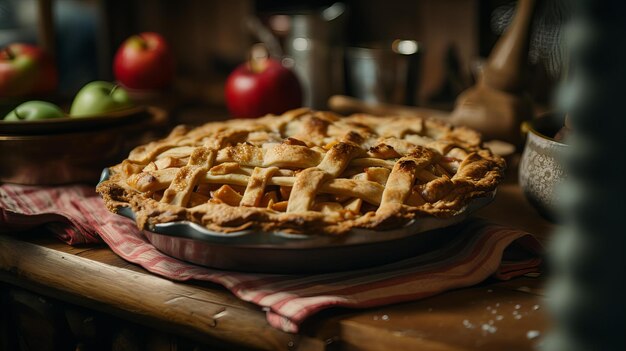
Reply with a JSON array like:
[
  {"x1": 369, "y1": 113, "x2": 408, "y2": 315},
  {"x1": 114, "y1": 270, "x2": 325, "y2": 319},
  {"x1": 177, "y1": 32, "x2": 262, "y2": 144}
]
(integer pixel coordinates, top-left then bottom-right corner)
[
  {"x1": 110, "y1": 85, "x2": 119, "y2": 96},
  {"x1": 134, "y1": 35, "x2": 148, "y2": 50},
  {"x1": 249, "y1": 43, "x2": 270, "y2": 73}
]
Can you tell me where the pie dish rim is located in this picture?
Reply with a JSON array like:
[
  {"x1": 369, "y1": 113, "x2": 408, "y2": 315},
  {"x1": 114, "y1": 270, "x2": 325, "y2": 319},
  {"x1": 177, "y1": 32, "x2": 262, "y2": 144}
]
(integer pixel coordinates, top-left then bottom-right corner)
[{"x1": 100, "y1": 167, "x2": 496, "y2": 249}]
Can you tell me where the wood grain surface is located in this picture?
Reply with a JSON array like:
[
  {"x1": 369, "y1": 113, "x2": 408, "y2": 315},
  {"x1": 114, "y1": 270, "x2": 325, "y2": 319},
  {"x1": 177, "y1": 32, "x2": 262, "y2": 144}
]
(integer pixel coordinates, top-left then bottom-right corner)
[{"x1": 0, "y1": 236, "x2": 320, "y2": 350}]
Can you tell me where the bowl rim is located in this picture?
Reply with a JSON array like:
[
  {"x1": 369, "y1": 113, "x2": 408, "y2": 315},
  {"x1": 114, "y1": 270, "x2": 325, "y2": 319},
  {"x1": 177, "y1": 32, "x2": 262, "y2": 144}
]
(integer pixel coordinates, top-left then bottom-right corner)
[
  {"x1": 526, "y1": 112, "x2": 568, "y2": 147},
  {"x1": 0, "y1": 106, "x2": 148, "y2": 135},
  {"x1": 0, "y1": 106, "x2": 166, "y2": 141}
]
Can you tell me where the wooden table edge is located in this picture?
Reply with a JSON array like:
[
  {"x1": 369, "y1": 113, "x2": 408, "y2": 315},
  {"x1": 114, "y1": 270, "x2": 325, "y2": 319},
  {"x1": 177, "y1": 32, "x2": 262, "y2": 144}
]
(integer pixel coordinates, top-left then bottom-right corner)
[{"x1": 0, "y1": 235, "x2": 326, "y2": 351}]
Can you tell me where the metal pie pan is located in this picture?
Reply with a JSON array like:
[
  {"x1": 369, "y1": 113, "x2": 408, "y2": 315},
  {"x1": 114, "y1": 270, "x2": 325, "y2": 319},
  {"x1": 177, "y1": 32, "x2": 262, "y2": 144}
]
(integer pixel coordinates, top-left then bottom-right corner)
[{"x1": 100, "y1": 168, "x2": 495, "y2": 273}]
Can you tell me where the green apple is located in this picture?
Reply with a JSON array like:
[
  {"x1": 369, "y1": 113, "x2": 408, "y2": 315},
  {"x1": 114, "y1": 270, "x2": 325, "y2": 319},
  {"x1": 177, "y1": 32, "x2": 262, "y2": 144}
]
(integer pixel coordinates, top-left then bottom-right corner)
[
  {"x1": 4, "y1": 101, "x2": 65, "y2": 121},
  {"x1": 69, "y1": 81, "x2": 133, "y2": 117}
]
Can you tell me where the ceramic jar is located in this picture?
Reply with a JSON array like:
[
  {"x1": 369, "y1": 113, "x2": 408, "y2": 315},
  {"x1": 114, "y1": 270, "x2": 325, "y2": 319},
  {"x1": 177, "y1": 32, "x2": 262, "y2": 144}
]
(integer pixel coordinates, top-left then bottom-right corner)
[{"x1": 519, "y1": 114, "x2": 568, "y2": 220}]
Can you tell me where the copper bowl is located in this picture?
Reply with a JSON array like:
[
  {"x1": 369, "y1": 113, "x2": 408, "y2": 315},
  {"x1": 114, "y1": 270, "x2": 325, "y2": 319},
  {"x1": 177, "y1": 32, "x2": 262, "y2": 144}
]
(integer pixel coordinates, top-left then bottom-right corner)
[{"x1": 0, "y1": 107, "x2": 167, "y2": 185}]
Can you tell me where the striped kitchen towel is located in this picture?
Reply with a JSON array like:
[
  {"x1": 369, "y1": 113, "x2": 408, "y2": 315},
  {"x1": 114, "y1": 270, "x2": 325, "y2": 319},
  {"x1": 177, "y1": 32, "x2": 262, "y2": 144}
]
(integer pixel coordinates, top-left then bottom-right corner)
[{"x1": 0, "y1": 184, "x2": 543, "y2": 333}]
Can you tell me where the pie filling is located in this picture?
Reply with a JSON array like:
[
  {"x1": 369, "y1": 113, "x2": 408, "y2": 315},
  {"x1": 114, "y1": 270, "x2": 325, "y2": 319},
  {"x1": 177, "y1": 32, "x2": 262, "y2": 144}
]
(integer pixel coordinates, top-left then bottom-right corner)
[{"x1": 97, "y1": 108, "x2": 505, "y2": 234}]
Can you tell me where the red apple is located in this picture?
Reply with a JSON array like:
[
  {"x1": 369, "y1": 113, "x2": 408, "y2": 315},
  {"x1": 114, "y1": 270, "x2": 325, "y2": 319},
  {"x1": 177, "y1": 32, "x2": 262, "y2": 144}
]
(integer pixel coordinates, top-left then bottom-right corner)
[
  {"x1": 113, "y1": 32, "x2": 174, "y2": 90},
  {"x1": 225, "y1": 45, "x2": 302, "y2": 118},
  {"x1": 0, "y1": 43, "x2": 58, "y2": 97}
]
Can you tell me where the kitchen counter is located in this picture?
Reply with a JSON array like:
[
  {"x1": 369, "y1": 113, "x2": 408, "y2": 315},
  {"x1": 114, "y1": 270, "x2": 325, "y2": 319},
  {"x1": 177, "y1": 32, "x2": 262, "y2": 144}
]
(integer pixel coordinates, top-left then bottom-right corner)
[{"x1": 0, "y1": 161, "x2": 554, "y2": 351}]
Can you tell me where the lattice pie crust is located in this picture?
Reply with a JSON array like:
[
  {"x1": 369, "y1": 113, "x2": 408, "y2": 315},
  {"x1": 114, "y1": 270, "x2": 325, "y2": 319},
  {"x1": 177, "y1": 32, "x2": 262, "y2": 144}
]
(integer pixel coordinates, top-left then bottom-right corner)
[{"x1": 97, "y1": 108, "x2": 505, "y2": 235}]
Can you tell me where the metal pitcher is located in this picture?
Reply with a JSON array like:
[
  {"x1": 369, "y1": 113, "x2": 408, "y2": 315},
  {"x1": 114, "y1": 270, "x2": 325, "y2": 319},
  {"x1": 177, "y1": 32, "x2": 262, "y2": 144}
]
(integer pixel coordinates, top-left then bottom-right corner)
[{"x1": 250, "y1": 2, "x2": 347, "y2": 109}]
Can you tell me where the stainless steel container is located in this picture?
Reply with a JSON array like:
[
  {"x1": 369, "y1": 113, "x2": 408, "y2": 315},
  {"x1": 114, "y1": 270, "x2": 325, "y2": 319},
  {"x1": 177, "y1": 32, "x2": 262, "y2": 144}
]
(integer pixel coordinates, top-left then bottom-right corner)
[
  {"x1": 253, "y1": 2, "x2": 347, "y2": 109},
  {"x1": 345, "y1": 40, "x2": 422, "y2": 106}
]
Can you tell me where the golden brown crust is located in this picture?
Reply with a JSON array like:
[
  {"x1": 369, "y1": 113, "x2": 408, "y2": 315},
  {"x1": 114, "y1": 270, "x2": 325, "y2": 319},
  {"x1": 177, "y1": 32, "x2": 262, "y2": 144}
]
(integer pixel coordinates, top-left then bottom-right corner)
[{"x1": 97, "y1": 109, "x2": 506, "y2": 235}]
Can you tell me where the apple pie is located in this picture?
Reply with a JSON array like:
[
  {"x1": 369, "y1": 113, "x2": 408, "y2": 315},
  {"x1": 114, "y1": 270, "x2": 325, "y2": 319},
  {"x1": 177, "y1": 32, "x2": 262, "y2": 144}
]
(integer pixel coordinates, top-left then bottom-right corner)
[{"x1": 97, "y1": 108, "x2": 505, "y2": 235}]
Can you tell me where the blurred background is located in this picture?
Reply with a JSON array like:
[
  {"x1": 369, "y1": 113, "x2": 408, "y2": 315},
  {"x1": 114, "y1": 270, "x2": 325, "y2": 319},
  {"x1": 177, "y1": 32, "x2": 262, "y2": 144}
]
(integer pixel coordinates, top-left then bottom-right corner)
[{"x1": 0, "y1": 0, "x2": 561, "y2": 122}]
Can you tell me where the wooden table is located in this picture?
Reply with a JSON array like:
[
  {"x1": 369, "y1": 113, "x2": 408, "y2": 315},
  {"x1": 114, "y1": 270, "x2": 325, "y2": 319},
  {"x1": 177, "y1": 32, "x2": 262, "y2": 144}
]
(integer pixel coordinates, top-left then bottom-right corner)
[{"x1": 0, "y1": 162, "x2": 554, "y2": 351}]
